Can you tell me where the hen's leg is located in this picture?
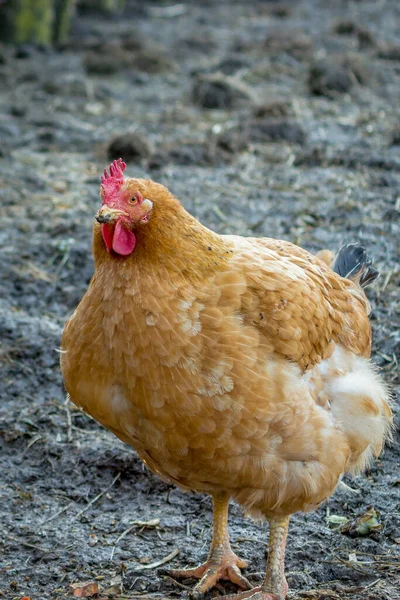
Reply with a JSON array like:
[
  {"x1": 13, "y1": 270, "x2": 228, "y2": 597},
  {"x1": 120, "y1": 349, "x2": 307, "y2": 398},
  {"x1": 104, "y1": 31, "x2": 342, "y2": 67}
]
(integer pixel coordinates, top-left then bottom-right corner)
[
  {"x1": 261, "y1": 516, "x2": 289, "y2": 599},
  {"x1": 224, "y1": 516, "x2": 290, "y2": 600},
  {"x1": 167, "y1": 493, "x2": 251, "y2": 597}
]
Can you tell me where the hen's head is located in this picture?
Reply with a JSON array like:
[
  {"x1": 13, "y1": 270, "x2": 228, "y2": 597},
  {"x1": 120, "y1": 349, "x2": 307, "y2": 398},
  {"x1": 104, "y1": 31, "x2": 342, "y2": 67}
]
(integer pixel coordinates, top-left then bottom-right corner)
[{"x1": 96, "y1": 159, "x2": 159, "y2": 256}]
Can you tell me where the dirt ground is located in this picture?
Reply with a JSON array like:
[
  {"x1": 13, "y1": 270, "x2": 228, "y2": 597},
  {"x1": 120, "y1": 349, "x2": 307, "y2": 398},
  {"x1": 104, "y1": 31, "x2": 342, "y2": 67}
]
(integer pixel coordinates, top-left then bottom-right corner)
[{"x1": 0, "y1": 1, "x2": 399, "y2": 599}]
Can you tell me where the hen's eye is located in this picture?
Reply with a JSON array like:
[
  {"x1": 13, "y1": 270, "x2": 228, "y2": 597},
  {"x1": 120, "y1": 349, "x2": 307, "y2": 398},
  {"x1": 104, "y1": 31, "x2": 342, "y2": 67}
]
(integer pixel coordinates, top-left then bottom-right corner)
[{"x1": 129, "y1": 197, "x2": 138, "y2": 205}]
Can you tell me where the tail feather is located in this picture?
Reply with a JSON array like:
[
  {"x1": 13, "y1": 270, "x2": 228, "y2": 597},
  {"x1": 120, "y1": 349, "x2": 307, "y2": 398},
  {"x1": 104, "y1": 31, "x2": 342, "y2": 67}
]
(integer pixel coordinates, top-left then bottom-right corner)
[{"x1": 332, "y1": 243, "x2": 379, "y2": 288}]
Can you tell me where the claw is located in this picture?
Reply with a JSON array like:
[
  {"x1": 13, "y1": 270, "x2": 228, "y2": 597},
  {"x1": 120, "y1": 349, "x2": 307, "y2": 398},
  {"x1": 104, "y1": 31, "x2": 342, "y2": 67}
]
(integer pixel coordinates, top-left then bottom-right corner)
[
  {"x1": 166, "y1": 551, "x2": 251, "y2": 596},
  {"x1": 223, "y1": 588, "x2": 282, "y2": 600}
]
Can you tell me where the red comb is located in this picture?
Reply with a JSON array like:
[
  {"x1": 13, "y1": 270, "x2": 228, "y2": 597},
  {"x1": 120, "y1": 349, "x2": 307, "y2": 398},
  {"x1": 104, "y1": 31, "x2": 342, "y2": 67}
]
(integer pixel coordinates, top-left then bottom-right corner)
[
  {"x1": 101, "y1": 158, "x2": 126, "y2": 184},
  {"x1": 101, "y1": 158, "x2": 126, "y2": 198}
]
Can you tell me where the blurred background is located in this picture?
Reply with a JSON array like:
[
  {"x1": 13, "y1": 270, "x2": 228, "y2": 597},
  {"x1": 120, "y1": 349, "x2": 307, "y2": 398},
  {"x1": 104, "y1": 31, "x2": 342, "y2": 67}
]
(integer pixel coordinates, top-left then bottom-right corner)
[{"x1": 0, "y1": 1, "x2": 399, "y2": 599}]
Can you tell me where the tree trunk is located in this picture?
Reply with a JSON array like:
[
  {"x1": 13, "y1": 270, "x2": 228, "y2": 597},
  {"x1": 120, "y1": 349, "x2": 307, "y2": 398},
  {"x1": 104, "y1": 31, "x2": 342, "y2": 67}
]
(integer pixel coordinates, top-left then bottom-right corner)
[
  {"x1": 53, "y1": 0, "x2": 75, "y2": 44},
  {"x1": 0, "y1": 0, "x2": 77, "y2": 45},
  {"x1": 0, "y1": 0, "x2": 125, "y2": 46},
  {"x1": 0, "y1": 0, "x2": 54, "y2": 45}
]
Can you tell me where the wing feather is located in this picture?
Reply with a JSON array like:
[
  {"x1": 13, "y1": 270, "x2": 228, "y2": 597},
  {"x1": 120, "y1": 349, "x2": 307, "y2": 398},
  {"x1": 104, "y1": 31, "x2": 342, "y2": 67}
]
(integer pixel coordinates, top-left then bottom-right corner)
[{"x1": 224, "y1": 235, "x2": 371, "y2": 370}]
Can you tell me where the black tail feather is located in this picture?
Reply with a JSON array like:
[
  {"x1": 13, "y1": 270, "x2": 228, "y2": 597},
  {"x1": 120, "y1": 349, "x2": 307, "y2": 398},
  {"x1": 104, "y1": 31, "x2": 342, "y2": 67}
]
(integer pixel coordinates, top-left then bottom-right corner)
[{"x1": 332, "y1": 243, "x2": 379, "y2": 288}]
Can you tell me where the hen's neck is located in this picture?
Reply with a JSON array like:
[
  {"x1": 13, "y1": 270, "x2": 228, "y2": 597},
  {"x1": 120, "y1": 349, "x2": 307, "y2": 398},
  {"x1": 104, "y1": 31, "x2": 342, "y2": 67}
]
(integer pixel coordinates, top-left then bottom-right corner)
[{"x1": 92, "y1": 203, "x2": 233, "y2": 285}]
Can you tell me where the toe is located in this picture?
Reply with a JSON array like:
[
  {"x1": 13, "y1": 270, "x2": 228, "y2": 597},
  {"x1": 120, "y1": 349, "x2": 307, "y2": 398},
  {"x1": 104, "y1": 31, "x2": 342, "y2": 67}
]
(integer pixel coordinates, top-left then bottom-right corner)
[
  {"x1": 235, "y1": 556, "x2": 249, "y2": 570},
  {"x1": 166, "y1": 565, "x2": 207, "y2": 579},
  {"x1": 166, "y1": 551, "x2": 250, "y2": 595},
  {"x1": 191, "y1": 570, "x2": 220, "y2": 597},
  {"x1": 222, "y1": 586, "x2": 262, "y2": 600},
  {"x1": 227, "y1": 564, "x2": 252, "y2": 590},
  {"x1": 222, "y1": 588, "x2": 282, "y2": 600}
]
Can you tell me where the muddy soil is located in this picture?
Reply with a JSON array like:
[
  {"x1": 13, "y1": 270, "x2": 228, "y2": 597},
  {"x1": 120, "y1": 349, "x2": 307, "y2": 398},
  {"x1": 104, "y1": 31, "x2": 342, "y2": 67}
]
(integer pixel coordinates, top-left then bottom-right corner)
[{"x1": 0, "y1": 1, "x2": 399, "y2": 599}]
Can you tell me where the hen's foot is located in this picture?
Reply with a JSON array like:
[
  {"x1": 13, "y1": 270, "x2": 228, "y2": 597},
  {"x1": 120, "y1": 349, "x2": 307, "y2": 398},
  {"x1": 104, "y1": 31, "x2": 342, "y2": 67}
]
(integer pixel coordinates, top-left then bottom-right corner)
[
  {"x1": 223, "y1": 582, "x2": 287, "y2": 600},
  {"x1": 166, "y1": 550, "x2": 251, "y2": 597}
]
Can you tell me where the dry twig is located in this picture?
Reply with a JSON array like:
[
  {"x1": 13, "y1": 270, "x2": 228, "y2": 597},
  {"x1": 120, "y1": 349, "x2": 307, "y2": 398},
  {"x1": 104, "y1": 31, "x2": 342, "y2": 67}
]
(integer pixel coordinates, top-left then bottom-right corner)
[
  {"x1": 110, "y1": 518, "x2": 160, "y2": 560},
  {"x1": 64, "y1": 395, "x2": 73, "y2": 443},
  {"x1": 134, "y1": 548, "x2": 179, "y2": 571},
  {"x1": 235, "y1": 536, "x2": 268, "y2": 546},
  {"x1": 73, "y1": 473, "x2": 121, "y2": 520},
  {"x1": 162, "y1": 575, "x2": 193, "y2": 591},
  {"x1": 5, "y1": 535, "x2": 50, "y2": 554},
  {"x1": 22, "y1": 434, "x2": 43, "y2": 456},
  {"x1": 38, "y1": 502, "x2": 74, "y2": 528}
]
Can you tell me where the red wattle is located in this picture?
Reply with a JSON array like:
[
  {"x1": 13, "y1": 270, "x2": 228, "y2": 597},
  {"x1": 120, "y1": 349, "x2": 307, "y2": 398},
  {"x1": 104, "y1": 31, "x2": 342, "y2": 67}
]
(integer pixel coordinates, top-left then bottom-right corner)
[{"x1": 112, "y1": 219, "x2": 136, "y2": 255}]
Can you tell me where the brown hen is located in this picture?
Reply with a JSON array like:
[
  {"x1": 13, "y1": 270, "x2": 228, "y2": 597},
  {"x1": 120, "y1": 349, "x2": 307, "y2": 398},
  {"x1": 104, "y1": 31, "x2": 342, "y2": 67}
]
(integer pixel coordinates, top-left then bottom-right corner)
[{"x1": 61, "y1": 159, "x2": 392, "y2": 600}]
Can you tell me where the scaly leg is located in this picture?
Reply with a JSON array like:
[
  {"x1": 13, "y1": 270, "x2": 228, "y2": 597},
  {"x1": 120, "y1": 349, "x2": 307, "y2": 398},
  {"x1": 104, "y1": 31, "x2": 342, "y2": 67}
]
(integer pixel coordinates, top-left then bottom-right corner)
[
  {"x1": 224, "y1": 516, "x2": 290, "y2": 600},
  {"x1": 167, "y1": 494, "x2": 251, "y2": 597}
]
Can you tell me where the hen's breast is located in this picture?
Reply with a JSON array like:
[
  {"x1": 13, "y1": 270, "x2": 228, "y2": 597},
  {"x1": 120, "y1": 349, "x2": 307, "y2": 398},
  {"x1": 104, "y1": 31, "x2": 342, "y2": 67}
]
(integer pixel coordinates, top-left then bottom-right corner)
[
  {"x1": 61, "y1": 257, "x2": 391, "y2": 518},
  {"x1": 63, "y1": 278, "x2": 336, "y2": 516}
]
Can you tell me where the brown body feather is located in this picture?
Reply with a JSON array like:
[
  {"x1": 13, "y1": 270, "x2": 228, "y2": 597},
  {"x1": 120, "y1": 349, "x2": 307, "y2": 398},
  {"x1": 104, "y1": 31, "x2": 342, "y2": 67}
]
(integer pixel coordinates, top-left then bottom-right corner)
[{"x1": 61, "y1": 179, "x2": 392, "y2": 520}]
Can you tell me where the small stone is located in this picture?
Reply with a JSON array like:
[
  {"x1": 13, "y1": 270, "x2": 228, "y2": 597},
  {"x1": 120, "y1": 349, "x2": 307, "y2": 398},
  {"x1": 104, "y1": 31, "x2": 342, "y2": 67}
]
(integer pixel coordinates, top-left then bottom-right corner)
[
  {"x1": 121, "y1": 33, "x2": 145, "y2": 52},
  {"x1": 264, "y1": 32, "x2": 313, "y2": 60},
  {"x1": 390, "y1": 127, "x2": 400, "y2": 146},
  {"x1": 84, "y1": 102, "x2": 105, "y2": 116},
  {"x1": 246, "y1": 119, "x2": 306, "y2": 145},
  {"x1": 164, "y1": 144, "x2": 210, "y2": 166},
  {"x1": 149, "y1": 140, "x2": 232, "y2": 169},
  {"x1": 168, "y1": 142, "x2": 222, "y2": 166},
  {"x1": 94, "y1": 83, "x2": 115, "y2": 100},
  {"x1": 0, "y1": 121, "x2": 21, "y2": 139},
  {"x1": 216, "y1": 129, "x2": 249, "y2": 154},
  {"x1": 84, "y1": 51, "x2": 121, "y2": 75},
  {"x1": 294, "y1": 145, "x2": 327, "y2": 167},
  {"x1": 0, "y1": 43, "x2": 7, "y2": 64},
  {"x1": 10, "y1": 105, "x2": 27, "y2": 117},
  {"x1": 332, "y1": 20, "x2": 375, "y2": 48},
  {"x1": 377, "y1": 43, "x2": 400, "y2": 61},
  {"x1": 268, "y1": 4, "x2": 291, "y2": 18},
  {"x1": 107, "y1": 132, "x2": 154, "y2": 163},
  {"x1": 53, "y1": 180, "x2": 68, "y2": 193},
  {"x1": 333, "y1": 20, "x2": 358, "y2": 35},
  {"x1": 254, "y1": 101, "x2": 292, "y2": 119},
  {"x1": 217, "y1": 118, "x2": 305, "y2": 153},
  {"x1": 14, "y1": 44, "x2": 35, "y2": 59},
  {"x1": 357, "y1": 28, "x2": 375, "y2": 49},
  {"x1": 178, "y1": 34, "x2": 217, "y2": 55},
  {"x1": 43, "y1": 74, "x2": 89, "y2": 97},
  {"x1": 18, "y1": 223, "x2": 32, "y2": 233},
  {"x1": 132, "y1": 49, "x2": 176, "y2": 74},
  {"x1": 192, "y1": 74, "x2": 254, "y2": 109},
  {"x1": 308, "y1": 59, "x2": 353, "y2": 96},
  {"x1": 213, "y1": 55, "x2": 250, "y2": 75},
  {"x1": 343, "y1": 53, "x2": 375, "y2": 86}
]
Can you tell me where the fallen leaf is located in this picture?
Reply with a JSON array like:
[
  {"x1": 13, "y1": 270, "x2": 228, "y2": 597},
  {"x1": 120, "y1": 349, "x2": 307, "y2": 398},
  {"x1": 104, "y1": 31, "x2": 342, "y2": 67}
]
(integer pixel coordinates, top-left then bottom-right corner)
[
  {"x1": 104, "y1": 575, "x2": 122, "y2": 596},
  {"x1": 132, "y1": 518, "x2": 160, "y2": 528},
  {"x1": 354, "y1": 507, "x2": 382, "y2": 535},
  {"x1": 339, "y1": 507, "x2": 382, "y2": 536},
  {"x1": 103, "y1": 585, "x2": 122, "y2": 596},
  {"x1": 88, "y1": 533, "x2": 99, "y2": 547},
  {"x1": 348, "y1": 552, "x2": 358, "y2": 562},
  {"x1": 326, "y1": 514, "x2": 349, "y2": 527},
  {"x1": 69, "y1": 580, "x2": 99, "y2": 597}
]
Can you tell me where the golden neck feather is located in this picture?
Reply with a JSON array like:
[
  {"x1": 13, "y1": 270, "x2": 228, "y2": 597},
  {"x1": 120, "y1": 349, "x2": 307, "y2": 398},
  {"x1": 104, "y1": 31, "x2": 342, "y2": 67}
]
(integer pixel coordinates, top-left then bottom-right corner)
[{"x1": 92, "y1": 197, "x2": 232, "y2": 284}]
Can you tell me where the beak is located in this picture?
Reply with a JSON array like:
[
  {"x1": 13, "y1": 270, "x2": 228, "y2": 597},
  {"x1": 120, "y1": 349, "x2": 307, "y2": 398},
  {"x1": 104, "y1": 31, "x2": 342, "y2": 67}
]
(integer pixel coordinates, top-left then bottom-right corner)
[{"x1": 95, "y1": 206, "x2": 127, "y2": 224}]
